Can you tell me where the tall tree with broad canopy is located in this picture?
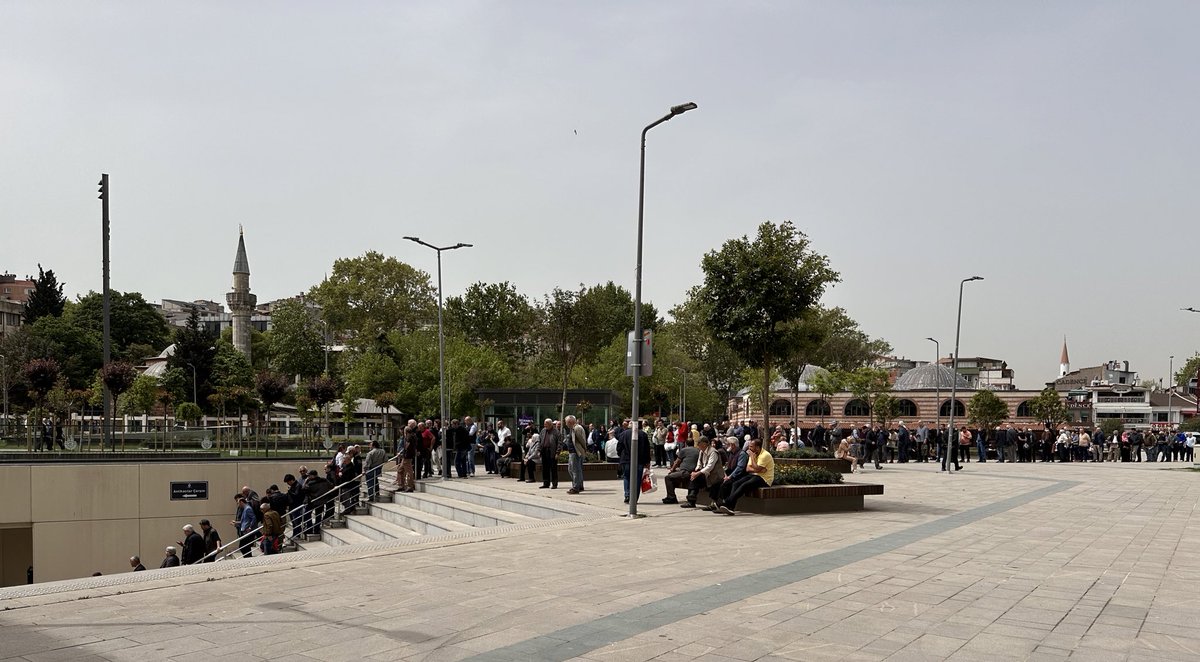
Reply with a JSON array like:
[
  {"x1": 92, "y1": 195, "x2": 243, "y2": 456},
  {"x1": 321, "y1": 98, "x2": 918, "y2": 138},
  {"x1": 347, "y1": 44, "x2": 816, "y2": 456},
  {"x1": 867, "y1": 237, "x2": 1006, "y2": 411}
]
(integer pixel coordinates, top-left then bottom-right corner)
[
  {"x1": 968, "y1": 390, "x2": 1010, "y2": 434},
  {"x1": 445, "y1": 281, "x2": 537, "y2": 364},
  {"x1": 308, "y1": 251, "x2": 436, "y2": 341},
  {"x1": 1028, "y1": 387, "x2": 1068, "y2": 427},
  {"x1": 68, "y1": 290, "x2": 170, "y2": 359},
  {"x1": 536, "y1": 286, "x2": 610, "y2": 421},
  {"x1": 266, "y1": 299, "x2": 326, "y2": 379},
  {"x1": 23, "y1": 264, "x2": 66, "y2": 324},
  {"x1": 700, "y1": 221, "x2": 840, "y2": 433}
]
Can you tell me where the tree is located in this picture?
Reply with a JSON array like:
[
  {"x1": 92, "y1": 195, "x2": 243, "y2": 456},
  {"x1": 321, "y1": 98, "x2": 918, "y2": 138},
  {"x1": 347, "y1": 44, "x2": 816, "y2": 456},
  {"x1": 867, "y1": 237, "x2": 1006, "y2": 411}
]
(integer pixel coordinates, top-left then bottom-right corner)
[
  {"x1": 100, "y1": 361, "x2": 137, "y2": 445},
  {"x1": 25, "y1": 314, "x2": 102, "y2": 388},
  {"x1": 577, "y1": 281, "x2": 660, "y2": 344},
  {"x1": 809, "y1": 370, "x2": 844, "y2": 424},
  {"x1": 872, "y1": 393, "x2": 901, "y2": 428},
  {"x1": 374, "y1": 391, "x2": 398, "y2": 444},
  {"x1": 175, "y1": 401, "x2": 202, "y2": 425},
  {"x1": 23, "y1": 264, "x2": 65, "y2": 323},
  {"x1": 775, "y1": 309, "x2": 829, "y2": 426},
  {"x1": 68, "y1": 291, "x2": 170, "y2": 359},
  {"x1": 266, "y1": 299, "x2": 325, "y2": 379},
  {"x1": 809, "y1": 306, "x2": 892, "y2": 372},
  {"x1": 536, "y1": 286, "x2": 610, "y2": 420},
  {"x1": 700, "y1": 221, "x2": 840, "y2": 433},
  {"x1": 211, "y1": 342, "x2": 254, "y2": 391},
  {"x1": 1175, "y1": 354, "x2": 1200, "y2": 389},
  {"x1": 119, "y1": 374, "x2": 159, "y2": 418},
  {"x1": 307, "y1": 375, "x2": 338, "y2": 440},
  {"x1": 967, "y1": 390, "x2": 1010, "y2": 433},
  {"x1": 1027, "y1": 387, "x2": 1068, "y2": 427},
  {"x1": 23, "y1": 359, "x2": 60, "y2": 430},
  {"x1": 308, "y1": 251, "x2": 436, "y2": 340},
  {"x1": 667, "y1": 288, "x2": 747, "y2": 417},
  {"x1": 445, "y1": 281, "x2": 537, "y2": 363},
  {"x1": 168, "y1": 307, "x2": 216, "y2": 408},
  {"x1": 255, "y1": 371, "x2": 290, "y2": 440},
  {"x1": 843, "y1": 367, "x2": 892, "y2": 424}
]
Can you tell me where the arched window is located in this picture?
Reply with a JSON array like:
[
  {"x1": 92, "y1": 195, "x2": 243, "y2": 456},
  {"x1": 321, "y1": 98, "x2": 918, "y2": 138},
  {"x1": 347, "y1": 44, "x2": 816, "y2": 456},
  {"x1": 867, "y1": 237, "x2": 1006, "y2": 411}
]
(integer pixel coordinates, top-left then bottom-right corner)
[
  {"x1": 768, "y1": 399, "x2": 792, "y2": 416},
  {"x1": 805, "y1": 399, "x2": 831, "y2": 417},
  {"x1": 897, "y1": 399, "x2": 918, "y2": 418},
  {"x1": 1016, "y1": 401, "x2": 1032, "y2": 417},
  {"x1": 843, "y1": 399, "x2": 871, "y2": 417},
  {"x1": 939, "y1": 399, "x2": 966, "y2": 417}
]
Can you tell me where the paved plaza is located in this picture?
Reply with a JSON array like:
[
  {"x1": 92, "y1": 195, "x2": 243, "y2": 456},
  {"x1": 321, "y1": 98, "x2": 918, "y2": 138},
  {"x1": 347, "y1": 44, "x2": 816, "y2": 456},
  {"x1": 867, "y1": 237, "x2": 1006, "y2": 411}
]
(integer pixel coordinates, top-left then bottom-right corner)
[{"x1": 2, "y1": 461, "x2": 1200, "y2": 661}]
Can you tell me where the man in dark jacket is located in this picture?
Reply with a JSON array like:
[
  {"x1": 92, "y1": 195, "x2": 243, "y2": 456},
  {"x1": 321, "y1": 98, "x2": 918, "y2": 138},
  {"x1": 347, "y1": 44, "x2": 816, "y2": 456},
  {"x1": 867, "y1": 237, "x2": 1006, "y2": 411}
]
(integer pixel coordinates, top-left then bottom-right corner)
[
  {"x1": 897, "y1": 422, "x2": 911, "y2": 463},
  {"x1": 304, "y1": 470, "x2": 333, "y2": 534},
  {"x1": 160, "y1": 546, "x2": 181, "y2": 568},
  {"x1": 199, "y1": 519, "x2": 221, "y2": 563},
  {"x1": 179, "y1": 524, "x2": 205, "y2": 565},
  {"x1": 616, "y1": 418, "x2": 651, "y2": 504},
  {"x1": 539, "y1": 419, "x2": 561, "y2": 489},
  {"x1": 452, "y1": 419, "x2": 473, "y2": 478}
]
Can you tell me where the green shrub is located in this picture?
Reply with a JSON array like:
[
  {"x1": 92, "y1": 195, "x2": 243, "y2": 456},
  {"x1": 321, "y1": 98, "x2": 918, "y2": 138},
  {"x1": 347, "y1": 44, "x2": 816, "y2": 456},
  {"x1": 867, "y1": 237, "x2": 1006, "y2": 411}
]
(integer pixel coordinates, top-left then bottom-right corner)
[
  {"x1": 773, "y1": 447, "x2": 834, "y2": 459},
  {"x1": 772, "y1": 464, "x2": 844, "y2": 486},
  {"x1": 555, "y1": 451, "x2": 604, "y2": 464}
]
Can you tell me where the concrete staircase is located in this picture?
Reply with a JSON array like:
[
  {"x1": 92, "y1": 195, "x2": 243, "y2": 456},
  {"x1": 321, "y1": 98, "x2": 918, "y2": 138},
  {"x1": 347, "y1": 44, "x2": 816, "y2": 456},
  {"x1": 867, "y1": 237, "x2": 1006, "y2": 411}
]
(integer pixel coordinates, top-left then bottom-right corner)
[{"x1": 297, "y1": 474, "x2": 585, "y2": 551}]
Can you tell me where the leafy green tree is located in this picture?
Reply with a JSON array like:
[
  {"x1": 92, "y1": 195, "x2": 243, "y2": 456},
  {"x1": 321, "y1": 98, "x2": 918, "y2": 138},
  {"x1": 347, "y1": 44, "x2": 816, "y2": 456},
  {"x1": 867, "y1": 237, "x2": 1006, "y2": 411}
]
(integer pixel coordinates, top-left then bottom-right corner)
[
  {"x1": 306, "y1": 375, "x2": 338, "y2": 439},
  {"x1": 700, "y1": 221, "x2": 840, "y2": 432},
  {"x1": 343, "y1": 350, "x2": 401, "y2": 405},
  {"x1": 100, "y1": 361, "x2": 137, "y2": 444},
  {"x1": 266, "y1": 299, "x2": 326, "y2": 378},
  {"x1": 25, "y1": 314, "x2": 102, "y2": 388},
  {"x1": 67, "y1": 291, "x2": 170, "y2": 359},
  {"x1": 843, "y1": 367, "x2": 892, "y2": 424},
  {"x1": 168, "y1": 307, "x2": 216, "y2": 407},
  {"x1": 389, "y1": 329, "x2": 513, "y2": 418},
  {"x1": 872, "y1": 393, "x2": 901, "y2": 428},
  {"x1": 1175, "y1": 354, "x2": 1200, "y2": 389},
  {"x1": 1099, "y1": 418, "x2": 1125, "y2": 437},
  {"x1": 374, "y1": 391, "x2": 398, "y2": 442},
  {"x1": 119, "y1": 374, "x2": 159, "y2": 417},
  {"x1": 577, "y1": 281, "x2": 660, "y2": 344},
  {"x1": 175, "y1": 401, "x2": 202, "y2": 425},
  {"x1": 445, "y1": 281, "x2": 537, "y2": 363},
  {"x1": 809, "y1": 306, "x2": 893, "y2": 372},
  {"x1": 220, "y1": 326, "x2": 270, "y2": 370},
  {"x1": 23, "y1": 359, "x2": 60, "y2": 431},
  {"x1": 536, "y1": 286, "x2": 610, "y2": 420},
  {"x1": 309, "y1": 251, "x2": 436, "y2": 339},
  {"x1": 339, "y1": 389, "x2": 358, "y2": 439},
  {"x1": 775, "y1": 309, "x2": 829, "y2": 424},
  {"x1": 210, "y1": 342, "x2": 254, "y2": 390},
  {"x1": 967, "y1": 390, "x2": 1010, "y2": 432},
  {"x1": 809, "y1": 370, "x2": 844, "y2": 424},
  {"x1": 23, "y1": 264, "x2": 65, "y2": 324},
  {"x1": 1028, "y1": 387, "x2": 1068, "y2": 426},
  {"x1": 667, "y1": 288, "x2": 746, "y2": 413},
  {"x1": 255, "y1": 371, "x2": 290, "y2": 438}
]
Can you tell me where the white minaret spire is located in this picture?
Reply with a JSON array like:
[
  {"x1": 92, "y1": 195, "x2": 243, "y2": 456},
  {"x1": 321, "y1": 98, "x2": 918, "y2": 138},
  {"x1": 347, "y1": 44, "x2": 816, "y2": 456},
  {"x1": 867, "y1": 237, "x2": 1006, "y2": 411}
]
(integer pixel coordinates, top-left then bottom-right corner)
[
  {"x1": 1059, "y1": 336, "x2": 1070, "y2": 378},
  {"x1": 227, "y1": 228, "x2": 256, "y2": 362}
]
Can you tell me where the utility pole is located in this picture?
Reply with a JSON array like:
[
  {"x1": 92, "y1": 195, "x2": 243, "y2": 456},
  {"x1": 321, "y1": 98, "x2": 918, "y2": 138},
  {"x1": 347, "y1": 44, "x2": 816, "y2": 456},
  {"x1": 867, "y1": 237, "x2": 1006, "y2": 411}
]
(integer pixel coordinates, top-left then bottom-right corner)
[{"x1": 99, "y1": 174, "x2": 112, "y2": 450}]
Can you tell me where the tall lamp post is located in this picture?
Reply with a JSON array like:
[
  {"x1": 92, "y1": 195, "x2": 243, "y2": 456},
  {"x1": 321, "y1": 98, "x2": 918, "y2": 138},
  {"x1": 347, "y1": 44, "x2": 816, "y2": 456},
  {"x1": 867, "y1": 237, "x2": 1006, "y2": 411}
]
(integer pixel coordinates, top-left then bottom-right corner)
[
  {"x1": 945, "y1": 276, "x2": 983, "y2": 472},
  {"x1": 1184, "y1": 308, "x2": 1200, "y2": 420},
  {"x1": 630, "y1": 101, "x2": 697, "y2": 517},
  {"x1": 926, "y1": 337, "x2": 940, "y2": 435},
  {"x1": 1169, "y1": 355, "x2": 1175, "y2": 431},
  {"x1": 405, "y1": 236, "x2": 472, "y2": 481},
  {"x1": 185, "y1": 362, "x2": 198, "y2": 405}
]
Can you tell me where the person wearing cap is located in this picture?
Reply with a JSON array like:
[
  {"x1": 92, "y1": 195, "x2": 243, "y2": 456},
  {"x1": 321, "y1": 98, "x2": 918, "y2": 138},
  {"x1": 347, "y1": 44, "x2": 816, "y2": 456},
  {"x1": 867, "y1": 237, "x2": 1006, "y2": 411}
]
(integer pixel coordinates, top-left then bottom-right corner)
[
  {"x1": 159, "y1": 546, "x2": 180, "y2": 568},
  {"x1": 179, "y1": 524, "x2": 205, "y2": 565}
]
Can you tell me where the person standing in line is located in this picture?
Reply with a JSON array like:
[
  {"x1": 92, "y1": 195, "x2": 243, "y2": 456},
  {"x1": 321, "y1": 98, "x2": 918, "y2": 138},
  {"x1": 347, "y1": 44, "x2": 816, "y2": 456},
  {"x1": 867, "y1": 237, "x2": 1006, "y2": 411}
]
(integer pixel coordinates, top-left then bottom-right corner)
[
  {"x1": 652, "y1": 420, "x2": 667, "y2": 467},
  {"x1": 616, "y1": 418, "x2": 651, "y2": 505},
  {"x1": 231, "y1": 495, "x2": 256, "y2": 558},
  {"x1": 199, "y1": 519, "x2": 221, "y2": 563},
  {"x1": 363, "y1": 440, "x2": 388, "y2": 501},
  {"x1": 565, "y1": 415, "x2": 588, "y2": 494},
  {"x1": 897, "y1": 421, "x2": 910, "y2": 463},
  {"x1": 260, "y1": 502, "x2": 283, "y2": 555},
  {"x1": 179, "y1": 524, "x2": 205, "y2": 565},
  {"x1": 538, "y1": 419, "x2": 561, "y2": 489},
  {"x1": 159, "y1": 547, "x2": 180, "y2": 568},
  {"x1": 452, "y1": 419, "x2": 473, "y2": 478},
  {"x1": 397, "y1": 420, "x2": 419, "y2": 493},
  {"x1": 129, "y1": 556, "x2": 146, "y2": 572}
]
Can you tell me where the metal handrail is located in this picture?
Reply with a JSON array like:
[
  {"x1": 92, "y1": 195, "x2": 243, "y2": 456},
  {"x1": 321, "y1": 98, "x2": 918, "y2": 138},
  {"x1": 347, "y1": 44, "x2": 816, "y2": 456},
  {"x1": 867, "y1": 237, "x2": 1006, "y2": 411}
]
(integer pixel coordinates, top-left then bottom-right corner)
[{"x1": 200, "y1": 471, "x2": 369, "y2": 562}]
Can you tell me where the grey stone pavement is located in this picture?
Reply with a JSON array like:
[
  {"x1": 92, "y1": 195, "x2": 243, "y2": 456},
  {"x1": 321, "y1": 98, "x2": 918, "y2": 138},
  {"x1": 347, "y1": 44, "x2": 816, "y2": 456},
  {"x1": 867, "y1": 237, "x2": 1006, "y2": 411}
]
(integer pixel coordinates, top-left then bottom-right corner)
[{"x1": 3, "y1": 461, "x2": 1200, "y2": 661}]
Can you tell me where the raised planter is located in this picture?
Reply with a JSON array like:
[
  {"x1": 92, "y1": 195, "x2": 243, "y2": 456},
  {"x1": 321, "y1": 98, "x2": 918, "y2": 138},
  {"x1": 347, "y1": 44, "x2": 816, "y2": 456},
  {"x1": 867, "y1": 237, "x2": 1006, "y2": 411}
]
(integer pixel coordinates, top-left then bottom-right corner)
[
  {"x1": 505, "y1": 461, "x2": 622, "y2": 481},
  {"x1": 774, "y1": 457, "x2": 852, "y2": 474},
  {"x1": 694, "y1": 482, "x2": 883, "y2": 514}
]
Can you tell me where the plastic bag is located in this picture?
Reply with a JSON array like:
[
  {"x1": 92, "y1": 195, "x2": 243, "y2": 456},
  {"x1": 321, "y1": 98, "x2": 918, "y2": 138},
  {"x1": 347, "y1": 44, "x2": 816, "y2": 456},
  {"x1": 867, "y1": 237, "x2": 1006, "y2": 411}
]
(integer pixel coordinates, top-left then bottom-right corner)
[{"x1": 641, "y1": 468, "x2": 657, "y2": 493}]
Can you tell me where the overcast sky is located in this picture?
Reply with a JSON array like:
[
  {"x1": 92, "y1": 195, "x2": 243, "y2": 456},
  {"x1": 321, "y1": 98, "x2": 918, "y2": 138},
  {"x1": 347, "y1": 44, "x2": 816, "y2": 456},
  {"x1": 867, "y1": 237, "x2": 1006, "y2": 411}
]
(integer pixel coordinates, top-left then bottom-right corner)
[{"x1": 2, "y1": 1, "x2": 1198, "y2": 388}]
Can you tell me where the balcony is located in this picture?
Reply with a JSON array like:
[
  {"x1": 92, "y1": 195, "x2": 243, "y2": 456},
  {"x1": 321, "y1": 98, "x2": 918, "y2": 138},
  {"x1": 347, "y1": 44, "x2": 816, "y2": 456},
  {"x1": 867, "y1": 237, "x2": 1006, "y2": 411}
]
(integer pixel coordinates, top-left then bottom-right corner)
[{"x1": 1097, "y1": 397, "x2": 1145, "y2": 404}]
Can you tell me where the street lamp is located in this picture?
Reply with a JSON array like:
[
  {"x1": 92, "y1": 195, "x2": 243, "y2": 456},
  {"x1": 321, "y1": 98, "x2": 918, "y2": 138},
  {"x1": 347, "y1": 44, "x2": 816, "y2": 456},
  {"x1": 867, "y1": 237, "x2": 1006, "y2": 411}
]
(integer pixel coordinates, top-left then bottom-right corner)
[
  {"x1": 1169, "y1": 355, "x2": 1175, "y2": 431},
  {"x1": 926, "y1": 338, "x2": 940, "y2": 437},
  {"x1": 630, "y1": 101, "x2": 697, "y2": 517},
  {"x1": 673, "y1": 367, "x2": 688, "y2": 423},
  {"x1": 185, "y1": 362, "x2": 198, "y2": 405},
  {"x1": 945, "y1": 276, "x2": 983, "y2": 472},
  {"x1": 0, "y1": 353, "x2": 8, "y2": 435},
  {"x1": 405, "y1": 236, "x2": 472, "y2": 481}
]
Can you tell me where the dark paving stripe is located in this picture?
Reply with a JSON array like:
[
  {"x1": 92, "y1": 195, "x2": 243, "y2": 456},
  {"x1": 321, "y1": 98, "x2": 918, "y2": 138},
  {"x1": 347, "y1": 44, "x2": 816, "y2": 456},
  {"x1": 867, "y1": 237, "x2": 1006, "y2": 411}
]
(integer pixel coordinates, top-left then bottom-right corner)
[{"x1": 466, "y1": 478, "x2": 1079, "y2": 662}]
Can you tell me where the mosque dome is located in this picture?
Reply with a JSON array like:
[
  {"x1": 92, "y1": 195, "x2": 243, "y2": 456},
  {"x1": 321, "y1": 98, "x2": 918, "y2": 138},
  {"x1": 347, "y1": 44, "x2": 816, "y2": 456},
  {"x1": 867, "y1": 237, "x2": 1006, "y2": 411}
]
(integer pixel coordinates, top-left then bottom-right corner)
[{"x1": 893, "y1": 364, "x2": 972, "y2": 391}]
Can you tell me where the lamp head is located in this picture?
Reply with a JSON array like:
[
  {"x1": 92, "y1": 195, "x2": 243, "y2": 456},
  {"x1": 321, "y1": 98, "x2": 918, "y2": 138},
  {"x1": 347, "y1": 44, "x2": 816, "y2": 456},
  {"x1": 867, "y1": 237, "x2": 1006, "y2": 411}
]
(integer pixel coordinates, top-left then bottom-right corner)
[
  {"x1": 925, "y1": 337, "x2": 937, "y2": 343},
  {"x1": 452, "y1": 243, "x2": 473, "y2": 249},
  {"x1": 966, "y1": 276, "x2": 984, "y2": 282},
  {"x1": 403, "y1": 236, "x2": 420, "y2": 243},
  {"x1": 670, "y1": 102, "x2": 698, "y2": 115}
]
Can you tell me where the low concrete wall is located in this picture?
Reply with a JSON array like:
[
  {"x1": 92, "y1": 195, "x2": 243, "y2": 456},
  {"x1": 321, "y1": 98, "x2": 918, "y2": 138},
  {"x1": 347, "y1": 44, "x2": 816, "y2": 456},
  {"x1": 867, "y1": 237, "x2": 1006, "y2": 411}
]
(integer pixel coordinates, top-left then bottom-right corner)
[{"x1": 0, "y1": 460, "x2": 300, "y2": 585}]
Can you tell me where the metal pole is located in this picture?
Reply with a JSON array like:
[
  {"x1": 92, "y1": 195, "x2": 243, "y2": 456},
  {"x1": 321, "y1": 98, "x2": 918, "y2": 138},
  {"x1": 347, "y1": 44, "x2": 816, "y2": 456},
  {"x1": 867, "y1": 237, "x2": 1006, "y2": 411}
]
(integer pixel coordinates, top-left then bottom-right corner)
[
  {"x1": 436, "y1": 249, "x2": 450, "y2": 480},
  {"x1": 1, "y1": 353, "x2": 7, "y2": 436},
  {"x1": 629, "y1": 101, "x2": 695, "y2": 517},
  {"x1": 1169, "y1": 355, "x2": 1174, "y2": 431},
  {"x1": 323, "y1": 320, "x2": 329, "y2": 374},
  {"x1": 100, "y1": 173, "x2": 112, "y2": 450},
  {"x1": 927, "y1": 338, "x2": 940, "y2": 444},
  {"x1": 187, "y1": 363, "x2": 197, "y2": 404},
  {"x1": 945, "y1": 277, "x2": 982, "y2": 471}
]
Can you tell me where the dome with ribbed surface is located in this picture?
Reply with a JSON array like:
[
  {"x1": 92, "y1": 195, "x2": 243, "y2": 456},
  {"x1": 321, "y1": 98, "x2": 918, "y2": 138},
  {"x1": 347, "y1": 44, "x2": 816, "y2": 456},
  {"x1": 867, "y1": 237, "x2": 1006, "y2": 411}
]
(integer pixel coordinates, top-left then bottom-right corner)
[{"x1": 893, "y1": 364, "x2": 972, "y2": 391}]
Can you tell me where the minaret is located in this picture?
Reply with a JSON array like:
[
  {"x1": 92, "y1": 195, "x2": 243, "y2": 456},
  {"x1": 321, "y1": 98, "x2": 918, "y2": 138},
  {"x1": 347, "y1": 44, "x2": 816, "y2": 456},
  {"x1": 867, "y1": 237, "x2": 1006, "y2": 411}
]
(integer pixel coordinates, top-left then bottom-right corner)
[
  {"x1": 1059, "y1": 336, "x2": 1070, "y2": 377},
  {"x1": 226, "y1": 228, "x2": 256, "y2": 362}
]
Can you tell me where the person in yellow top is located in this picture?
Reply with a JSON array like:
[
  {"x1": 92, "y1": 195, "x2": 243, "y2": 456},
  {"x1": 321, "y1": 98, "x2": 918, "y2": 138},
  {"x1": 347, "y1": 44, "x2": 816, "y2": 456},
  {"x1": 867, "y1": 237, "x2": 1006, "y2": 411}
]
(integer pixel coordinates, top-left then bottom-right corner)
[{"x1": 716, "y1": 438, "x2": 773, "y2": 515}]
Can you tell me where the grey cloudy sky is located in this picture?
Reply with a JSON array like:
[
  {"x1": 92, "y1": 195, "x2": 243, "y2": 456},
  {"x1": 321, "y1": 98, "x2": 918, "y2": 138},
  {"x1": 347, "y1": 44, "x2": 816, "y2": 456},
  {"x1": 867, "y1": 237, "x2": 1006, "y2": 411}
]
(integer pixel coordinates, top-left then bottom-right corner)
[{"x1": 2, "y1": 1, "x2": 1198, "y2": 388}]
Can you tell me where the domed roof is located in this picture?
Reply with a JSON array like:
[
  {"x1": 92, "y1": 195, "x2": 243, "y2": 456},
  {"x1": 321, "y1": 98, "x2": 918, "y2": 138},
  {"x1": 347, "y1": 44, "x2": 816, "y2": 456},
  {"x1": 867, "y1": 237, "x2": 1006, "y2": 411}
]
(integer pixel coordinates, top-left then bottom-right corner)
[
  {"x1": 893, "y1": 364, "x2": 972, "y2": 391},
  {"x1": 736, "y1": 365, "x2": 832, "y2": 397}
]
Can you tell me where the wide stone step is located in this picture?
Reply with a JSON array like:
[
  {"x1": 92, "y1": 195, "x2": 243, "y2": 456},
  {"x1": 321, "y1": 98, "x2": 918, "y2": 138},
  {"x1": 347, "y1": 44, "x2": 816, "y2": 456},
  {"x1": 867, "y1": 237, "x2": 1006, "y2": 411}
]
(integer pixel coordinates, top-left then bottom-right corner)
[
  {"x1": 321, "y1": 526, "x2": 375, "y2": 548},
  {"x1": 345, "y1": 513, "x2": 424, "y2": 541},
  {"x1": 295, "y1": 539, "x2": 333, "y2": 553},
  {"x1": 367, "y1": 501, "x2": 473, "y2": 535},
  {"x1": 391, "y1": 490, "x2": 537, "y2": 528},
  {"x1": 418, "y1": 480, "x2": 583, "y2": 520}
]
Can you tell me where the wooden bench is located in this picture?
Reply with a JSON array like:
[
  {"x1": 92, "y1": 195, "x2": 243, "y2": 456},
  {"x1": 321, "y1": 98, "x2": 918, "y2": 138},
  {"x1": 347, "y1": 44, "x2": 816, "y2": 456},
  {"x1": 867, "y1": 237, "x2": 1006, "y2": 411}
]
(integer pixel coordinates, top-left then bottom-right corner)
[{"x1": 695, "y1": 482, "x2": 884, "y2": 514}]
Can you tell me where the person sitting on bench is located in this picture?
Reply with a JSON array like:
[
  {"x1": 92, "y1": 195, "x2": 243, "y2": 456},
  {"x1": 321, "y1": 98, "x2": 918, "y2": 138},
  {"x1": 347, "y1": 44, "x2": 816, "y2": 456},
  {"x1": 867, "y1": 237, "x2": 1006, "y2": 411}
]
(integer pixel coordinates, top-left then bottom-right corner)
[
  {"x1": 681, "y1": 436, "x2": 724, "y2": 508},
  {"x1": 716, "y1": 438, "x2": 774, "y2": 516},
  {"x1": 661, "y1": 438, "x2": 699, "y2": 504}
]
